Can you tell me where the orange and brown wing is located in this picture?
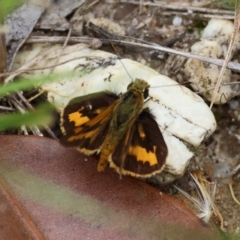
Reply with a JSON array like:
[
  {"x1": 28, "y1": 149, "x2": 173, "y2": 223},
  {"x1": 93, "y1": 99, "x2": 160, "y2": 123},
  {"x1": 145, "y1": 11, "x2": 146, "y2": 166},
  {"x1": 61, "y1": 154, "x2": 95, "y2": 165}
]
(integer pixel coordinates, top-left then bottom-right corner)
[
  {"x1": 60, "y1": 92, "x2": 118, "y2": 154},
  {"x1": 110, "y1": 109, "x2": 167, "y2": 178}
]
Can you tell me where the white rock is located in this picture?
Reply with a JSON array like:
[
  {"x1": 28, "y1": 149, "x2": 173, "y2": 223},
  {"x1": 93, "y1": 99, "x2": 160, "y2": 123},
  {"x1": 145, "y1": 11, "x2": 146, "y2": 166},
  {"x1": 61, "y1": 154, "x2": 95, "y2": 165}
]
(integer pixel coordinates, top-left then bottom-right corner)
[
  {"x1": 202, "y1": 19, "x2": 234, "y2": 45},
  {"x1": 13, "y1": 43, "x2": 217, "y2": 178},
  {"x1": 184, "y1": 40, "x2": 236, "y2": 103},
  {"x1": 184, "y1": 19, "x2": 240, "y2": 104},
  {"x1": 173, "y1": 16, "x2": 182, "y2": 26}
]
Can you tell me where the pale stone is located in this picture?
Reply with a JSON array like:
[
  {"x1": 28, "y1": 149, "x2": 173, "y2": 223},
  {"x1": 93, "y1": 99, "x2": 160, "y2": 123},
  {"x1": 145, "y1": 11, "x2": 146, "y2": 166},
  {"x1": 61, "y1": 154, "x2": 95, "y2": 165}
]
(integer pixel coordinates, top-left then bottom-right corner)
[{"x1": 13, "y1": 43, "x2": 217, "y2": 178}]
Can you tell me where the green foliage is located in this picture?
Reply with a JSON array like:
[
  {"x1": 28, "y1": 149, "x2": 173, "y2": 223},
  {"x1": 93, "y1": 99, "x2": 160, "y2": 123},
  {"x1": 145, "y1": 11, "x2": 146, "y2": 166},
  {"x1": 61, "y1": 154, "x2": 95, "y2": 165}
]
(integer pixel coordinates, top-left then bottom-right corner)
[
  {"x1": 0, "y1": 0, "x2": 25, "y2": 21},
  {"x1": 0, "y1": 0, "x2": 56, "y2": 131},
  {"x1": 1, "y1": 79, "x2": 38, "y2": 98},
  {"x1": 0, "y1": 73, "x2": 59, "y2": 97},
  {"x1": 0, "y1": 74, "x2": 64, "y2": 130},
  {"x1": 211, "y1": 0, "x2": 235, "y2": 10},
  {"x1": 0, "y1": 103, "x2": 53, "y2": 131}
]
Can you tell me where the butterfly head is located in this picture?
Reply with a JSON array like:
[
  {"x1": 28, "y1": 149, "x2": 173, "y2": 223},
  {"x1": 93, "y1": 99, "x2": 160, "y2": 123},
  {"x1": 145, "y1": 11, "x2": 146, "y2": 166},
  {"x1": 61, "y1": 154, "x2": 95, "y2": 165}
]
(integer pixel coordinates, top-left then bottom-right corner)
[{"x1": 127, "y1": 79, "x2": 150, "y2": 100}]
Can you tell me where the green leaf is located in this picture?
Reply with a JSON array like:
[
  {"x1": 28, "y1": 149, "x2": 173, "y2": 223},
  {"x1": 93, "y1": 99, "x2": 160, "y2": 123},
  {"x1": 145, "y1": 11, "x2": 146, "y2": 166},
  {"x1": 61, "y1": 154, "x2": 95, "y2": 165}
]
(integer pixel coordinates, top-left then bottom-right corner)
[
  {"x1": 0, "y1": 103, "x2": 53, "y2": 131},
  {"x1": 0, "y1": 0, "x2": 25, "y2": 20},
  {"x1": 0, "y1": 74, "x2": 56, "y2": 97},
  {"x1": 0, "y1": 72, "x2": 73, "y2": 97},
  {"x1": 0, "y1": 80, "x2": 38, "y2": 97},
  {"x1": 0, "y1": 73, "x2": 72, "y2": 132},
  {"x1": 211, "y1": 0, "x2": 235, "y2": 10}
]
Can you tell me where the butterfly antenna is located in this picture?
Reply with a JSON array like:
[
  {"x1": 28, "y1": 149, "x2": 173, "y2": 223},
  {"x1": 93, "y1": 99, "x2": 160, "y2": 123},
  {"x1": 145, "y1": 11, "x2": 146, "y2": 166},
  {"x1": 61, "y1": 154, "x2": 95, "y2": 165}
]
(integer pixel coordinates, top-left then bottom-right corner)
[
  {"x1": 110, "y1": 43, "x2": 134, "y2": 82},
  {"x1": 110, "y1": 41, "x2": 191, "y2": 90},
  {"x1": 149, "y1": 81, "x2": 191, "y2": 89}
]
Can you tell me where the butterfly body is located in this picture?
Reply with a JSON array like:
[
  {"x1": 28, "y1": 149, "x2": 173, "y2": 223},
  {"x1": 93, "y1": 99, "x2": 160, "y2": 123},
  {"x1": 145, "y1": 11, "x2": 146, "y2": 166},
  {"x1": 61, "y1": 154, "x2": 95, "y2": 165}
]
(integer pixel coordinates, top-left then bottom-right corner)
[
  {"x1": 60, "y1": 79, "x2": 168, "y2": 178},
  {"x1": 98, "y1": 80, "x2": 148, "y2": 172}
]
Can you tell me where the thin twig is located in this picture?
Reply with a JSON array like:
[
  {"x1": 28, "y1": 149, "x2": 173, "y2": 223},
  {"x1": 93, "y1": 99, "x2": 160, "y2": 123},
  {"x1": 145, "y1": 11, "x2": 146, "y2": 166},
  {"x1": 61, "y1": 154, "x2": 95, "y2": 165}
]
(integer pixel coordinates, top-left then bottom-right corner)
[
  {"x1": 228, "y1": 182, "x2": 240, "y2": 205},
  {"x1": 10, "y1": 96, "x2": 43, "y2": 136},
  {"x1": 27, "y1": 90, "x2": 45, "y2": 102},
  {"x1": 210, "y1": 1, "x2": 240, "y2": 108},
  {"x1": 3, "y1": 45, "x2": 66, "y2": 84},
  {"x1": 19, "y1": 125, "x2": 28, "y2": 135},
  {"x1": 16, "y1": 93, "x2": 57, "y2": 139},
  {"x1": 50, "y1": 27, "x2": 72, "y2": 73},
  {"x1": 224, "y1": 163, "x2": 240, "y2": 179},
  {"x1": 0, "y1": 105, "x2": 15, "y2": 111},
  {"x1": 17, "y1": 92, "x2": 34, "y2": 109},
  {"x1": 25, "y1": 36, "x2": 240, "y2": 73},
  {"x1": 0, "y1": 55, "x2": 100, "y2": 78},
  {"x1": 160, "y1": 11, "x2": 234, "y2": 20},
  {"x1": 229, "y1": 163, "x2": 240, "y2": 176},
  {"x1": 196, "y1": 82, "x2": 240, "y2": 94},
  {"x1": 110, "y1": 0, "x2": 234, "y2": 16}
]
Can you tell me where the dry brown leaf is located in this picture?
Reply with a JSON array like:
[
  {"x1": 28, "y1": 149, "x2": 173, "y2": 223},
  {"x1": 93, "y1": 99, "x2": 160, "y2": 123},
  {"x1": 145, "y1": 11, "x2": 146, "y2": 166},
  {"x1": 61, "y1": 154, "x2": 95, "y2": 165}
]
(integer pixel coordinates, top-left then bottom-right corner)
[{"x1": 0, "y1": 135, "x2": 220, "y2": 240}]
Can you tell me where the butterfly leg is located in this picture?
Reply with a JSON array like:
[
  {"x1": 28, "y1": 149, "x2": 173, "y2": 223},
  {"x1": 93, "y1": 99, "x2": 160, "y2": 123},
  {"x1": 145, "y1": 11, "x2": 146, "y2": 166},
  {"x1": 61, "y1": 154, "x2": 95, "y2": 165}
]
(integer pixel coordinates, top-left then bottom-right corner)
[
  {"x1": 97, "y1": 158, "x2": 109, "y2": 172},
  {"x1": 97, "y1": 136, "x2": 117, "y2": 172}
]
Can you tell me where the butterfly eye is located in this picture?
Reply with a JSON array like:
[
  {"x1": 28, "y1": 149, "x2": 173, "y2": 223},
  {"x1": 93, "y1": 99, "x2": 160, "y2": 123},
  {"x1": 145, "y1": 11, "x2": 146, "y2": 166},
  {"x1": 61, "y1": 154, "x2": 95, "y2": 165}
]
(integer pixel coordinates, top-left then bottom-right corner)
[
  {"x1": 127, "y1": 82, "x2": 134, "y2": 89},
  {"x1": 143, "y1": 88, "x2": 149, "y2": 99},
  {"x1": 86, "y1": 103, "x2": 92, "y2": 110}
]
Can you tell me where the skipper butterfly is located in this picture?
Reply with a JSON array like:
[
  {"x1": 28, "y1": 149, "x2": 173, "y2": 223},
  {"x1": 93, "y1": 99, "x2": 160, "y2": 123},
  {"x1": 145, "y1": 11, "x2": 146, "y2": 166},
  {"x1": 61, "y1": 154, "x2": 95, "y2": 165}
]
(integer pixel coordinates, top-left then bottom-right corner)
[{"x1": 60, "y1": 79, "x2": 168, "y2": 178}]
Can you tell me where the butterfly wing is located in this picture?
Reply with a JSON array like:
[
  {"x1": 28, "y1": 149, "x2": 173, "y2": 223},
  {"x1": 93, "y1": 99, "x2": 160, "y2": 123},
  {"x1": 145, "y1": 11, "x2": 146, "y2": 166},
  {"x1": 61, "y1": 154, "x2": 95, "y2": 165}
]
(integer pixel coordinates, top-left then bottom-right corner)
[
  {"x1": 60, "y1": 92, "x2": 118, "y2": 154},
  {"x1": 110, "y1": 109, "x2": 167, "y2": 178}
]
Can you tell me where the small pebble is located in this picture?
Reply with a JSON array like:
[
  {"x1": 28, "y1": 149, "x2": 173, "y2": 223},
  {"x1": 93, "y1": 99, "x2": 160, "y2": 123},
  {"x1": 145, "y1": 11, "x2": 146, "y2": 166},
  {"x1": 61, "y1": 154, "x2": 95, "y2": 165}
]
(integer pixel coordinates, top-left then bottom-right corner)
[
  {"x1": 90, "y1": 38, "x2": 102, "y2": 49},
  {"x1": 229, "y1": 100, "x2": 238, "y2": 110},
  {"x1": 223, "y1": 221, "x2": 229, "y2": 227},
  {"x1": 173, "y1": 16, "x2": 182, "y2": 26},
  {"x1": 215, "y1": 195, "x2": 221, "y2": 201}
]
